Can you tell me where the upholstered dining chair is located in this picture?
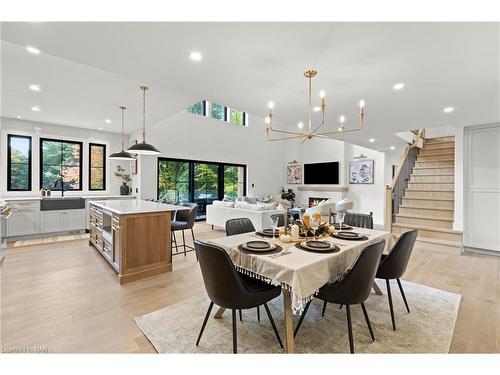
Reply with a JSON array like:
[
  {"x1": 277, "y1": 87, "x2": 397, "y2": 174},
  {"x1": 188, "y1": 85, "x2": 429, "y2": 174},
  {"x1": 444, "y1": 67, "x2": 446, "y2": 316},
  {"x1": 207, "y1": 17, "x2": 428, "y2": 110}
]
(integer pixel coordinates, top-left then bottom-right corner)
[
  {"x1": 194, "y1": 240, "x2": 283, "y2": 354},
  {"x1": 294, "y1": 240, "x2": 385, "y2": 353},
  {"x1": 376, "y1": 229, "x2": 418, "y2": 330},
  {"x1": 225, "y1": 217, "x2": 260, "y2": 322},
  {"x1": 171, "y1": 203, "x2": 198, "y2": 257},
  {"x1": 225, "y1": 218, "x2": 255, "y2": 237},
  {"x1": 344, "y1": 212, "x2": 374, "y2": 229},
  {"x1": 270, "y1": 213, "x2": 294, "y2": 227}
]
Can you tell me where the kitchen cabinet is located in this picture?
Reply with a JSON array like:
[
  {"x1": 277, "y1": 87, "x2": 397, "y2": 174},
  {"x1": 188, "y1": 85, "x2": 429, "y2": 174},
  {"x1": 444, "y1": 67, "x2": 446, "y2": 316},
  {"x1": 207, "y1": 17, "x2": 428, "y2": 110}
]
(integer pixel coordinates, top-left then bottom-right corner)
[
  {"x1": 40, "y1": 209, "x2": 86, "y2": 233},
  {"x1": 7, "y1": 200, "x2": 39, "y2": 237}
]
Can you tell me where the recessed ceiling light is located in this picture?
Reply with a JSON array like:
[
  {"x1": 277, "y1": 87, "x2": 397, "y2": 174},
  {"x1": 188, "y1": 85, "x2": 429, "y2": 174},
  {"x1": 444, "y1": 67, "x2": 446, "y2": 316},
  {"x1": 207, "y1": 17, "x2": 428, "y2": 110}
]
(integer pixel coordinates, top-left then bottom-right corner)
[
  {"x1": 443, "y1": 107, "x2": 455, "y2": 113},
  {"x1": 17, "y1": 115, "x2": 22, "y2": 119},
  {"x1": 27, "y1": 46, "x2": 40, "y2": 54},
  {"x1": 98, "y1": 127, "x2": 102, "y2": 131},
  {"x1": 104, "y1": 119, "x2": 112, "y2": 124},
  {"x1": 31, "y1": 106, "x2": 40, "y2": 112},
  {"x1": 368, "y1": 138, "x2": 375, "y2": 143},
  {"x1": 390, "y1": 146, "x2": 396, "y2": 150},
  {"x1": 313, "y1": 106, "x2": 320, "y2": 112},
  {"x1": 190, "y1": 51, "x2": 202, "y2": 61},
  {"x1": 393, "y1": 83, "x2": 405, "y2": 90},
  {"x1": 29, "y1": 84, "x2": 41, "y2": 92},
  {"x1": 297, "y1": 122, "x2": 304, "y2": 129}
]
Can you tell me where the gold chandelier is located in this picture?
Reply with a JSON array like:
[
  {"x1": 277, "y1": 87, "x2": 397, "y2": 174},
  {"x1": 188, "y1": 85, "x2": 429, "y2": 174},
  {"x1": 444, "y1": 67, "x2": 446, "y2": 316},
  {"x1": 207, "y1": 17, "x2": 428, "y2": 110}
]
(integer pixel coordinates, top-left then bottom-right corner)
[{"x1": 265, "y1": 70, "x2": 365, "y2": 143}]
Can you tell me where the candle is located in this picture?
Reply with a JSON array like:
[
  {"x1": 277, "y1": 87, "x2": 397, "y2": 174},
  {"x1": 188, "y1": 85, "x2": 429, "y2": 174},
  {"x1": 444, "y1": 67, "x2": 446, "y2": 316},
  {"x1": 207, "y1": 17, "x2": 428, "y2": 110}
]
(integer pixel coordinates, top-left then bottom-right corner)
[{"x1": 291, "y1": 224, "x2": 300, "y2": 242}]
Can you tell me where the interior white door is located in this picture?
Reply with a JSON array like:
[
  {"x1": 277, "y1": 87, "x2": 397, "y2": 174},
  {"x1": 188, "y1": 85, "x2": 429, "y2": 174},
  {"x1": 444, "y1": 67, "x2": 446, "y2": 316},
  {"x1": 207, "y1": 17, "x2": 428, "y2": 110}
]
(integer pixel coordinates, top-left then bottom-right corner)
[{"x1": 465, "y1": 124, "x2": 500, "y2": 251}]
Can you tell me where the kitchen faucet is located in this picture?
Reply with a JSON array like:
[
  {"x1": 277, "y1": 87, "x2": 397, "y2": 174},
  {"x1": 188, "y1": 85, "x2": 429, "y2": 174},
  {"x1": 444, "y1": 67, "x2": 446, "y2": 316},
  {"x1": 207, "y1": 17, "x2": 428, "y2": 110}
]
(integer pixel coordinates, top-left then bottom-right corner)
[{"x1": 53, "y1": 175, "x2": 65, "y2": 197}]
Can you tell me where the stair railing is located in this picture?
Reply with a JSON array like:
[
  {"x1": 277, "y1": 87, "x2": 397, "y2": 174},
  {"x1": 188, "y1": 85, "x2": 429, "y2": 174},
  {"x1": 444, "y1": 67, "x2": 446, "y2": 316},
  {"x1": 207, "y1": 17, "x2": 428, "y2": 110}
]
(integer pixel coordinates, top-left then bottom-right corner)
[{"x1": 385, "y1": 129, "x2": 424, "y2": 232}]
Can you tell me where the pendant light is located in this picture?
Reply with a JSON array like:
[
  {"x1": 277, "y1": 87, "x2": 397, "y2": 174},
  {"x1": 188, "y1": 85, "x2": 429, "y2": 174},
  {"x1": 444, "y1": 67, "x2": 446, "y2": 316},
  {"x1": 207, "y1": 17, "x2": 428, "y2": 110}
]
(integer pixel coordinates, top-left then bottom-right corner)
[
  {"x1": 127, "y1": 85, "x2": 161, "y2": 155},
  {"x1": 109, "y1": 106, "x2": 136, "y2": 160}
]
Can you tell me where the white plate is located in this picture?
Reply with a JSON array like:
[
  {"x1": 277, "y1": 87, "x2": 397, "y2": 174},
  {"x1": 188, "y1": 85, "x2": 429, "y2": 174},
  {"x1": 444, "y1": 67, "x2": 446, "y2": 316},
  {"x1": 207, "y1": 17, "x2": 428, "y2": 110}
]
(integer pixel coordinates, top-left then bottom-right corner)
[{"x1": 241, "y1": 242, "x2": 277, "y2": 252}]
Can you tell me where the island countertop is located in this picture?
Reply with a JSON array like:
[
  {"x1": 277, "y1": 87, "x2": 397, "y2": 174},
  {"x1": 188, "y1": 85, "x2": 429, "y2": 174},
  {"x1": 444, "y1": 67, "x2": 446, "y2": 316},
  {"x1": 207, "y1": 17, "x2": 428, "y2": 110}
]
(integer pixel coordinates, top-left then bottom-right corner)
[{"x1": 88, "y1": 199, "x2": 189, "y2": 215}]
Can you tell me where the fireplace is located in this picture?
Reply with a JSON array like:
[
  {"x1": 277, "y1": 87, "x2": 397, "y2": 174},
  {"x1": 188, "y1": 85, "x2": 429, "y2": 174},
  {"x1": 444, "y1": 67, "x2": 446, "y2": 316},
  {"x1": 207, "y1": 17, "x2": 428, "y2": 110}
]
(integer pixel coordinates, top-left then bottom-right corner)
[{"x1": 308, "y1": 197, "x2": 324, "y2": 207}]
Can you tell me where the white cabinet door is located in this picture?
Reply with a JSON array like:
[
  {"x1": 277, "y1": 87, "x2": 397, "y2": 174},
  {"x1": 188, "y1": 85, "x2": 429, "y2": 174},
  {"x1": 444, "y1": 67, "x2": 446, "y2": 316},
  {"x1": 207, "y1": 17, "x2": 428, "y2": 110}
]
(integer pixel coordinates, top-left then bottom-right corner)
[
  {"x1": 7, "y1": 211, "x2": 38, "y2": 236},
  {"x1": 63, "y1": 210, "x2": 86, "y2": 231},
  {"x1": 41, "y1": 211, "x2": 64, "y2": 233}
]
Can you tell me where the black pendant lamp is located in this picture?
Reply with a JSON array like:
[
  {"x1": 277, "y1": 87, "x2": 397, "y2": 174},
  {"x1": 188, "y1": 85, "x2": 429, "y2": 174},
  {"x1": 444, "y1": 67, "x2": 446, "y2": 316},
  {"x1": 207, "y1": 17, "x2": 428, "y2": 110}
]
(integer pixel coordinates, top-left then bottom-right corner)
[
  {"x1": 109, "y1": 106, "x2": 136, "y2": 160},
  {"x1": 127, "y1": 85, "x2": 161, "y2": 155}
]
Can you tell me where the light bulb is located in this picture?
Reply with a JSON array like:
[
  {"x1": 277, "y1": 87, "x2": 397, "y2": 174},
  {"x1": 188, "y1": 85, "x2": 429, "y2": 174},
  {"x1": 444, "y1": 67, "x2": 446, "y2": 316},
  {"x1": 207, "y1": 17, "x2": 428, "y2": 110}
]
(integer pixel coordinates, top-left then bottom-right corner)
[
  {"x1": 297, "y1": 122, "x2": 304, "y2": 129},
  {"x1": 267, "y1": 101, "x2": 274, "y2": 109},
  {"x1": 319, "y1": 90, "x2": 326, "y2": 98},
  {"x1": 359, "y1": 99, "x2": 365, "y2": 108},
  {"x1": 339, "y1": 115, "x2": 346, "y2": 123},
  {"x1": 265, "y1": 116, "x2": 271, "y2": 125},
  {"x1": 338, "y1": 127, "x2": 343, "y2": 131}
]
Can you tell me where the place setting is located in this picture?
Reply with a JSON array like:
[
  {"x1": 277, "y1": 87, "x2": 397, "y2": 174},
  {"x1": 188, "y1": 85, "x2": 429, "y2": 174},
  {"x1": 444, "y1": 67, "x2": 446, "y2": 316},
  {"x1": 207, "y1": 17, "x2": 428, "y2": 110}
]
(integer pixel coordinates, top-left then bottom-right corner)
[{"x1": 237, "y1": 240, "x2": 282, "y2": 255}]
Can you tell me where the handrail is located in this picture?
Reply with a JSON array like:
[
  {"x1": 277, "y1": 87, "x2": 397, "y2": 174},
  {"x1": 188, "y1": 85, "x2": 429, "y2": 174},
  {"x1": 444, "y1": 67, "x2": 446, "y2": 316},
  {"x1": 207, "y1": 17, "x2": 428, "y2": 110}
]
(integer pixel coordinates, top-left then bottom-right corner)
[{"x1": 385, "y1": 129, "x2": 424, "y2": 231}]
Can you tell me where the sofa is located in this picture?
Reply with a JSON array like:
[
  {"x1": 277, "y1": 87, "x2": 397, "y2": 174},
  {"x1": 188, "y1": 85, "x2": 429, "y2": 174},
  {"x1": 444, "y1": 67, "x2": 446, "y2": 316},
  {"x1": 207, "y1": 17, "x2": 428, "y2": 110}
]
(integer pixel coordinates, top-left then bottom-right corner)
[{"x1": 206, "y1": 200, "x2": 284, "y2": 231}]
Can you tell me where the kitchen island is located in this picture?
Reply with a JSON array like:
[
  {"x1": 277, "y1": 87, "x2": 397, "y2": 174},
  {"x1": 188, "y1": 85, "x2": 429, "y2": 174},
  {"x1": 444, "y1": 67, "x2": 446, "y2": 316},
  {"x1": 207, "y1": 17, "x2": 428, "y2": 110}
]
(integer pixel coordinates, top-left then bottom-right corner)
[{"x1": 88, "y1": 199, "x2": 188, "y2": 284}]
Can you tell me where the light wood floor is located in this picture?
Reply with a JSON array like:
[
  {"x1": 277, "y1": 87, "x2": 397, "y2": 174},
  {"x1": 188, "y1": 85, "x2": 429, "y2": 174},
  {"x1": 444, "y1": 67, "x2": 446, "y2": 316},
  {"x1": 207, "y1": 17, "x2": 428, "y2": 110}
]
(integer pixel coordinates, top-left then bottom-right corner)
[{"x1": 1, "y1": 223, "x2": 499, "y2": 353}]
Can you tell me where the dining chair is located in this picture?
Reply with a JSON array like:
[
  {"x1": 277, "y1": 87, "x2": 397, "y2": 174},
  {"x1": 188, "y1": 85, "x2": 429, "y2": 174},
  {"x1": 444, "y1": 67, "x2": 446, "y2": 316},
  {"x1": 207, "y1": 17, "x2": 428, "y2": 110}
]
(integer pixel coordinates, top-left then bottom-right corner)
[
  {"x1": 171, "y1": 203, "x2": 198, "y2": 258},
  {"x1": 270, "y1": 213, "x2": 294, "y2": 227},
  {"x1": 194, "y1": 240, "x2": 283, "y2": 354},
  {"x1": 225, "y1": 217, "x2": 255, "y2": 237},
  {"x1": 294, "y1": 240, "x2": 385, "y2": 353},
  {"x1": 343, "y1": 212, "x2": 374, "y2": 229},
  {"x1": 376, "y1": 229, "x2": 418, "y2": 330},
  {"x1": 225, "y1": 217, "x2": 260, "y2": 322}
]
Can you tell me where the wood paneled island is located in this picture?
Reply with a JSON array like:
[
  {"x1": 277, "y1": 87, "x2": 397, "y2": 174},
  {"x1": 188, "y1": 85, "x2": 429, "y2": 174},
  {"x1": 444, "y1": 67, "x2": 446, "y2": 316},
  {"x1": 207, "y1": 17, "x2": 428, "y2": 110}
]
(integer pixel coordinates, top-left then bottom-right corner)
[{"x1": 88, "y1": 200, "x2": 188, "y2": 284}]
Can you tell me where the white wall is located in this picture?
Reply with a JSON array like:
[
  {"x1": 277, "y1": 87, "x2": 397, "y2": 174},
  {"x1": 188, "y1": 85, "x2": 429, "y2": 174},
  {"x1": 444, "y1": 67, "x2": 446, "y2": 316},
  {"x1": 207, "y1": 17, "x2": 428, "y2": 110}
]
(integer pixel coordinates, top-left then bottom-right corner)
[
  {"x1": 454, "y1": 124, "x2": 464, "y2": 231},
  {"x1": 0, "y1": 117, "x2": 129, "y2": 197},
  {"x1": 130, "y1": 111, "x2": 285, "y2": 200}
]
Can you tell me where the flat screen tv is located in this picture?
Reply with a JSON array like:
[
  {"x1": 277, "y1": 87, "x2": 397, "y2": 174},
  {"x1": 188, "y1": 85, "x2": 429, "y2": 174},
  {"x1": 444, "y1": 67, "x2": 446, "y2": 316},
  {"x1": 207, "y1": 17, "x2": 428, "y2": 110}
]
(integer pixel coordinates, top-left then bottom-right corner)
[{"x1": 304, "y1": 162, "x2": 340, "y2": 184}]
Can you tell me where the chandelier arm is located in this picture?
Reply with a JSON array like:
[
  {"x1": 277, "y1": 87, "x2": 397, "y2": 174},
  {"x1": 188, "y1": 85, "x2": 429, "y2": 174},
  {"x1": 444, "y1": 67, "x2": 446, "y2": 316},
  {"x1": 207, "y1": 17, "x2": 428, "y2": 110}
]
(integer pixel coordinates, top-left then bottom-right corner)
[
  {"x1": 316, "y1": 116, "x2": 365, "y2": 136},
  {"x1": 308, "y1": 120, "x2": 326, "y2": 138},
  {"x1": 267, "y1": 134, "x2": 308, "y2": 141},
  {"x1": 269, "y1": 127, "x2": 307, "y2": 136}
]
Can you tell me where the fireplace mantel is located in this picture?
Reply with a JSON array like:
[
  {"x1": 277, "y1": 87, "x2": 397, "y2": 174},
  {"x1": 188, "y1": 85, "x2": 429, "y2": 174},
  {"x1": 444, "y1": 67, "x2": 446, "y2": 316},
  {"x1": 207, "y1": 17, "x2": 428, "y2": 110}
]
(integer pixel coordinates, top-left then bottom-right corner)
[{"x1": 297, "y1": 186, "x2": 349, "y2": 192}]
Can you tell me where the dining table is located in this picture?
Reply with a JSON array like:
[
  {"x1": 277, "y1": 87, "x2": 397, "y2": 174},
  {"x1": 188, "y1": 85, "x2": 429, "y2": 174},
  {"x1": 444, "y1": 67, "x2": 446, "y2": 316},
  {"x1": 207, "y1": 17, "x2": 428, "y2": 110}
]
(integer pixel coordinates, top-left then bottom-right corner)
[{"x1": 207, "y1": 227, "x2": 395, "y2": 353}]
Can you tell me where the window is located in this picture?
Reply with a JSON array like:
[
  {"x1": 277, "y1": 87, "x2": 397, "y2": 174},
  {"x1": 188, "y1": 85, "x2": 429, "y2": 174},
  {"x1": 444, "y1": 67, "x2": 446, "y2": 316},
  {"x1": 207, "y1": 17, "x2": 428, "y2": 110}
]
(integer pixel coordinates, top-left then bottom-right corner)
[
  {"x1": 185, "y1": 100, "x2": 248, "y2": 126},
  {"x1": 89, "y1": 143, "x2": 106, "y2": 190},
  {"x1": 158, "y1": 158, "x2": 246, "y2": 219},
  {"x1": 210, "y1": 103, "x2": 227, "y2": 121},
  {"x1": 186, "y1": 100, "x2": 206, "y2": 116},
  {"x1": 40, "y1": 138, "x2": 83, "y2": 190},
  {"x1": 230, "y1": 109, "x2": 246, "y2": 126},
  {"x1": 7, "y1": 134, "x2": 32, "y2": 191},
  {"x1": 158, "y1": 160, "x2": 190, "y2": 203}
]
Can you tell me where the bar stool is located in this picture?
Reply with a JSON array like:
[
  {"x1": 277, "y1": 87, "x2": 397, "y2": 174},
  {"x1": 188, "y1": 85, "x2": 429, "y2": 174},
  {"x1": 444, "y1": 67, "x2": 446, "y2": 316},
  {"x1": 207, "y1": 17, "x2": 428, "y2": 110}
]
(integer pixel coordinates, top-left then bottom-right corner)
[{"x1": 171, "y1": 203, "x2": 198, "y2": 258}]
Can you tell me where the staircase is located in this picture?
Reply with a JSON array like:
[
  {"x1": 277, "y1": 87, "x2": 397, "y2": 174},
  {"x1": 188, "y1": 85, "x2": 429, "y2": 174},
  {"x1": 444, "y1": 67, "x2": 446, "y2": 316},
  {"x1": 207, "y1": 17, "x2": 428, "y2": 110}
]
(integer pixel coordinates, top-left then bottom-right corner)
[{"x1": 391, "y1": 136, "x2": 463, "y2": 253}]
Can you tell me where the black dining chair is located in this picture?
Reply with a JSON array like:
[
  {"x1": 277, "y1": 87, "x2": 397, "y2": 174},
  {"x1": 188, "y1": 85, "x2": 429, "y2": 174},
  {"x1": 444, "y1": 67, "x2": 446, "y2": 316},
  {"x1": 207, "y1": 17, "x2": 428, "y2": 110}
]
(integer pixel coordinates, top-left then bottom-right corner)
[
  {"x1": 171, "y1": 203, "x2": 198, "y2": 257},
  {"x1": 376, "y1": 229, "x2": 418, "y2": 330},
  {"x1": 225, "y1": 217, "x2": 255, "y2": 237},
  {"x1": 294, "y1": 240, "x2": 385, "y2": 353},
  {"x1": 194, "y1": 240, "x2": 283, "y2": 353},
  {"x1": 270, "y1": 213, "x2": 294, "y2": 227},
  {"x1": 343, "y1": 212, "x2": 374, "y2": 229},
  {"x1": 225, "y1": 217, "x2": 261, "y2": 322}
]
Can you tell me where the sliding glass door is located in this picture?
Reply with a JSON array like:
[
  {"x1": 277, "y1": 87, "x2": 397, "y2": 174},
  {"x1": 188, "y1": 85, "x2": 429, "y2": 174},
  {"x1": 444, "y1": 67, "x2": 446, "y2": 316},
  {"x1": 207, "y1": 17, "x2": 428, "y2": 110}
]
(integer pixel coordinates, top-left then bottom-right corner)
[{"x1": 158, "y1": 158, "x2": 246, "y2": 220}]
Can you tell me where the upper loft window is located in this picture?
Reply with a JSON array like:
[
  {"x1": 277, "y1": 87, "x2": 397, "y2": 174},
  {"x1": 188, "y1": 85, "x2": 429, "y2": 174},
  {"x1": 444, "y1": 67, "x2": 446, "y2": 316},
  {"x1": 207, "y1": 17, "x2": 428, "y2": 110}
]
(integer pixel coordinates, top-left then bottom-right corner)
[{"x1": 186, "y1": 100, "x2": 248, "y2": 126}]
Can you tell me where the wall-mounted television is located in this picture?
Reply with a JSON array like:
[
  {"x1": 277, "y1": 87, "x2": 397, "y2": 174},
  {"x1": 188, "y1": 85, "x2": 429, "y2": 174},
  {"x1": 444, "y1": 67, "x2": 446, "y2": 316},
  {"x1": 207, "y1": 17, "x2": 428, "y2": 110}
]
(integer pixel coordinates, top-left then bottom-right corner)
[{"x1": 304, "y1": 161, "x2": 340, "y2": 184}]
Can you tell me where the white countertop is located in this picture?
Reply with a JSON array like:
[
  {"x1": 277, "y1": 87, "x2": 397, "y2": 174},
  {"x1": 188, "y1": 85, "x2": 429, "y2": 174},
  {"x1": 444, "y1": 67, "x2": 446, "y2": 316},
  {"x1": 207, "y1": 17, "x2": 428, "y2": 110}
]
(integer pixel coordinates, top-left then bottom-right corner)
[
  {"x1": 88, "y1": 199, "x2": 189, "y2": 215},
  {"x1": 3, "y1": 195, "x2": 137, "y2": 201}
]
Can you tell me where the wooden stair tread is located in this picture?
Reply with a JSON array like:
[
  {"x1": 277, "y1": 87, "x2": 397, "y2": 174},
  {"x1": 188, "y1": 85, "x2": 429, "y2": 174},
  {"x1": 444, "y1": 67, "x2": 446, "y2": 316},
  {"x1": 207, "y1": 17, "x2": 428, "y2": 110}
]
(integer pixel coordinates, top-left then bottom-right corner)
[
  {"x1": 392, "y1": 222, "x2": 462, "y2": 234},
  {"x1": 406, "y1": 188, "x2": 454, "y2": 192},
  {"x1": 399, "y1": 204, "x2": 453, "y2": 211},
  {"x1": 401, "y1": 197, "x2": 454, "y2": 201},
  {"x1": 411, "y1": 173, "x2": 454, "y2": 176},
  {"x1": 396, "y1": 213, "x2": 453, "y2": 222},
  {"x1": 413, "y1": 166, "x2": 454, "y2": 169}
]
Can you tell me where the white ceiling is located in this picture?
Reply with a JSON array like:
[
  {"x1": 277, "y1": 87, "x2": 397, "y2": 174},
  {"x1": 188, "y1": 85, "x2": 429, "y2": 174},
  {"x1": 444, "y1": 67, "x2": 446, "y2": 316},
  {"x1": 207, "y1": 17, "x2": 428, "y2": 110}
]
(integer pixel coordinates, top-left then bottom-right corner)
[{"x1": 1, "y1": 22, "x2": 499, "y2": 151}]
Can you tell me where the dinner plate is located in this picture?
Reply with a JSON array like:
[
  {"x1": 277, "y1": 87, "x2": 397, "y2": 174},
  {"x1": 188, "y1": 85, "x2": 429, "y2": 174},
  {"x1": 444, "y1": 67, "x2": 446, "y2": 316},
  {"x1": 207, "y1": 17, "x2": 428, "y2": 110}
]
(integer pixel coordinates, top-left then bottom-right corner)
[
  {"x1": 241, "y1": 241, "x2": 277, "y2": 252},
  {"x1": 332, "y1": 224, "x2": 353, "y2": 230},
  {"x1": 245, "y1": 240, "x2": 272, "y2": 250},
  {"x1": 256, "y1": 229, "x2": 279, "y2": 237},
  {"x1": 295, "y1": 242, "x2": 340, "y2": 253},
  {"x1": 330, "y1": 231, "x2": 367, "y2": 241},
  {"x1": 304, "y1": 240, "x2": 331, "y2": 249}
]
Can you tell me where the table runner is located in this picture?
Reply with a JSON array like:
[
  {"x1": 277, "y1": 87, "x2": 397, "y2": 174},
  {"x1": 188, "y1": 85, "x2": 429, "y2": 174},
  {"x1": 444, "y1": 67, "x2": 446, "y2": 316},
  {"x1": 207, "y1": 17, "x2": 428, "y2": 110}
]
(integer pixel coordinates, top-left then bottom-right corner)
[{"x1": 208, "y1": 228, "x2": 394, "y2": 313}]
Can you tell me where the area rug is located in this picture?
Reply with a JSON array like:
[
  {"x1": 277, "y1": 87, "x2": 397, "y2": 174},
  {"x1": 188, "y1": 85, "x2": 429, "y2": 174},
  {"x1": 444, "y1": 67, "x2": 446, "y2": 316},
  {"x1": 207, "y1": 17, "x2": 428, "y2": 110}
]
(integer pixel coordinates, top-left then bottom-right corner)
[{"x1": 135, "y1": 280, "x2": 461, "y2": 353}]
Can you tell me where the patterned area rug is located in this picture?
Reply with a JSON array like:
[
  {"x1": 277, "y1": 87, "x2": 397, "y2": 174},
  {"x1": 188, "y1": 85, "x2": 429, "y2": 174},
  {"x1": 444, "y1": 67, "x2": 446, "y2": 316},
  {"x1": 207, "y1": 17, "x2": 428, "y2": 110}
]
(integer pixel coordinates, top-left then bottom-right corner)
[{"x1": 135, "y1": 280, "x2": 461, "y2": 353}]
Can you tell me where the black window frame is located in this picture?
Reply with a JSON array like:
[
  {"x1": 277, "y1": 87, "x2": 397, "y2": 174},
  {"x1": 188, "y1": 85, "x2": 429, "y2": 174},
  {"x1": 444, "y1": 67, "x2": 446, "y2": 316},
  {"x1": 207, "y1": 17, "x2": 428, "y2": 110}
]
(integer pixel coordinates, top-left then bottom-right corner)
[
  {"x1": 187, "y1": 100, "x2": 207, "y2": 117},
  {"x1": 39, "y1": 137, "x2": 83, "y2": 191},
  {"x1": 7, "y1": 134, "x2": 32, "y2": 191},
  {"x1": 157, "y1": 157, "x2": 247, "y2": 218},
  {"x1": 88, "y1": 143, "x2": 106, "y2": 191}
]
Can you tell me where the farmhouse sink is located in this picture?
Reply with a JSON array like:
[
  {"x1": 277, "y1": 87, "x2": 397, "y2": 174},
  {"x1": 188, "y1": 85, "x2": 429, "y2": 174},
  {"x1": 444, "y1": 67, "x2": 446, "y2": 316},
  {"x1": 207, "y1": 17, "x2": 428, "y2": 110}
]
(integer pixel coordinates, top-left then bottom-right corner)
[{"x1": 40, "y1": 197, "x2": 86, "y2": 211}]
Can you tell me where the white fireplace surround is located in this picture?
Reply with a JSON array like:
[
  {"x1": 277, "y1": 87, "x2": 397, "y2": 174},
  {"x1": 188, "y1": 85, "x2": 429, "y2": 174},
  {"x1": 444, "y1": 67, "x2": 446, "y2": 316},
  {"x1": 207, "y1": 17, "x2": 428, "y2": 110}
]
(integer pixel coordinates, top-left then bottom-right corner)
[{"x1": 294, "y1": 187, "x2": 349, "y2": 208}]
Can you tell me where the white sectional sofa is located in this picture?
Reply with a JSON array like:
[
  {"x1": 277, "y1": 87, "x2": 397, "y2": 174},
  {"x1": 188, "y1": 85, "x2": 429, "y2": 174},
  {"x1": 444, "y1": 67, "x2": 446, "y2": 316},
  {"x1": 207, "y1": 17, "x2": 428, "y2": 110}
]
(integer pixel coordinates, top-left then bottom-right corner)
[{"x1": 206, "y1": 200, "x2": 284, "y2": 231}]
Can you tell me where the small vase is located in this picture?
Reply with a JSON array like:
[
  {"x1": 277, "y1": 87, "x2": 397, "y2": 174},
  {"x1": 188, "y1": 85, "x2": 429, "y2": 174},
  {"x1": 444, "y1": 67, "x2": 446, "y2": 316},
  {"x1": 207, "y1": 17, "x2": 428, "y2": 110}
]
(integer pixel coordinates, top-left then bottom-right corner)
[{"x1": 120, "y1": 183, "x2": 129, "y2": 196}]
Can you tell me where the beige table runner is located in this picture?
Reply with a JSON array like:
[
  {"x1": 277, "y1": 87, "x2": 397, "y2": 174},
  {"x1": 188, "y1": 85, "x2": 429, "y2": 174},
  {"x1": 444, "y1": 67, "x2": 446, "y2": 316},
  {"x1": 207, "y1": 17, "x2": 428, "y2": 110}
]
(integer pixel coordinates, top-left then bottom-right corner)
[{"x1": 208, "y1": 228, "x2": 394, "y2": 313}]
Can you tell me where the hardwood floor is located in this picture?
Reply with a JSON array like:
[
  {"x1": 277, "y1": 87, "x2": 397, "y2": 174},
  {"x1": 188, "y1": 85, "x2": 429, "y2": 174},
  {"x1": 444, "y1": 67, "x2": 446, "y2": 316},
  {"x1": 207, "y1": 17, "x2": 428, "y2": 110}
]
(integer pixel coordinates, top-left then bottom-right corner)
[{"x1": 1, "y1": 223, "x2": 499, "y2": 353}]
